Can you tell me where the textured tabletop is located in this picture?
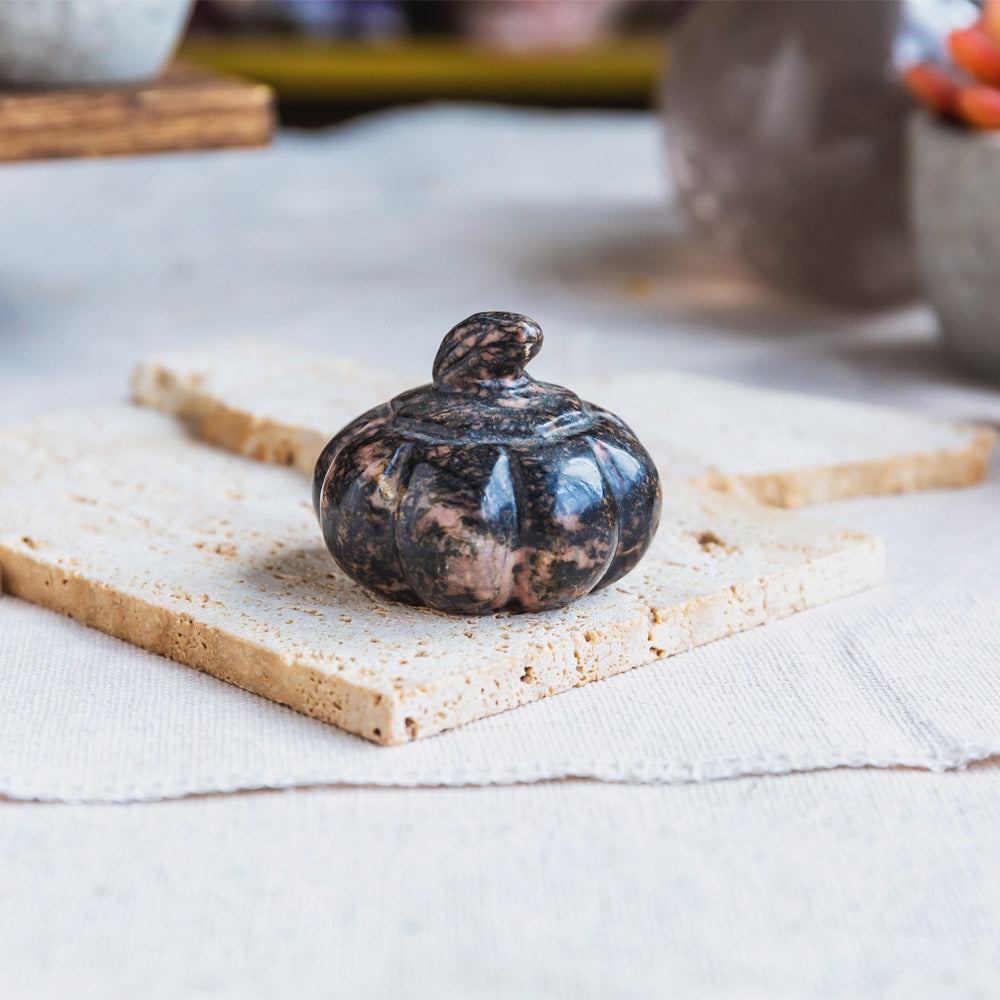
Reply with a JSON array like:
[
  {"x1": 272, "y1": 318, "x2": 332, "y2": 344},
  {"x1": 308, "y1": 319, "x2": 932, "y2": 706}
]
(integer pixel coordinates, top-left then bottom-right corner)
[{"x1": 1, "y1": 105, "x2": 999, "y2": 997}]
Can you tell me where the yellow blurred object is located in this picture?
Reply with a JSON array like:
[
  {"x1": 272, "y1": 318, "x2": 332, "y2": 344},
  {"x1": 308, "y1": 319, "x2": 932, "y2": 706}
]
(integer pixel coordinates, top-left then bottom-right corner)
[{"x1": 178, "y1": 36, "x2": 664, "y2": 103}]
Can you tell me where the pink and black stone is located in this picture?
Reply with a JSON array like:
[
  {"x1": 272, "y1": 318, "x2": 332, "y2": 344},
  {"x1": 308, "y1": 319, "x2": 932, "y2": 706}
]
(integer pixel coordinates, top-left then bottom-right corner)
[{"x1": 313, "y1": 312, "x2": 662, "y2": 615}]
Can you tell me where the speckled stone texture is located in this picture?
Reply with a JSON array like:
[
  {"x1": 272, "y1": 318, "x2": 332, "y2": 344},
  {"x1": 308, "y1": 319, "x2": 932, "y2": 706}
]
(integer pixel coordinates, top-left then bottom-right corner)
[
  {"x1": 313, "y1": 313, "x2": 662, "y2": 614},
  {"x1": 0, "y1": 403, "x2": 885, "y2": 746},
  {"x1": 131, "y1": 338, "x2": 995, "y2": 507}
]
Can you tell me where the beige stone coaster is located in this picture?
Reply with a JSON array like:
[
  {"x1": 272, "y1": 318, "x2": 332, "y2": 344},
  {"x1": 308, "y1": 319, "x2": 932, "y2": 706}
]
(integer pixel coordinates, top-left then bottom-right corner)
[
  {"x1": 131, "y1": 339, "x2": 994, "y2": 508},
  {"x1": 0, "y1": 405, "x2": 884, "y2": 745}
]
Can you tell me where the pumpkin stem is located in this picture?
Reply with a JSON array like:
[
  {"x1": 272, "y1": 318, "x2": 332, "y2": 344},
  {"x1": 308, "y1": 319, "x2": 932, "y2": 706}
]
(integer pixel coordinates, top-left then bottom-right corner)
[{"x1": 432, "y1": 312, "x2": 543, "y2": 388}]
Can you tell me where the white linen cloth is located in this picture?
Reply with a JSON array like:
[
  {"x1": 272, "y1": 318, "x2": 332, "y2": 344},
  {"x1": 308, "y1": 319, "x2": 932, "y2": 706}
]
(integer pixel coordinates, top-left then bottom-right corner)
[
  {"x1": 1, "y1": 106, "x2": 999, "y2": 805},
  {"x1": 2, "y1": 477, "x2": 1000, "y2": 802},
  {"x1": 3, "y1": 767, "x2": 1000, "y2": 998}
]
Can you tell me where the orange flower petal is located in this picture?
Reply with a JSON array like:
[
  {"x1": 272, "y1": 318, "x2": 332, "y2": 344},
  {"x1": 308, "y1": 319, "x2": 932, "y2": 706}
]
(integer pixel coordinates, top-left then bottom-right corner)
[
  {"x1": 948, "y1": 23, "x2": 1000, "y2": 87},
  {"x1": 903, "y1": 61, "x2": 960, "y2": 115},
  {"x1": 955, "y1": 84, "x2": 1000, "y2": 128},
  {"x1": 983, "y1": 0, "x2": 1000, "y2": 46}
]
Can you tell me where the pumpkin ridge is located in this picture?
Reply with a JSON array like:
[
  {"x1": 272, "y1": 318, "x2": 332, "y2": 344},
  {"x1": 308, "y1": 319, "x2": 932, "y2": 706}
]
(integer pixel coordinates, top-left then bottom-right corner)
[
  {"x1": 384, "y1": 441, "x2": 419, "y2": 604},
  {"x1": 501, "y1": 446, "x2": 528, "y2": 611},
  {"x1": 585, "y1": 433, "x2": 624, "y2": 590}
]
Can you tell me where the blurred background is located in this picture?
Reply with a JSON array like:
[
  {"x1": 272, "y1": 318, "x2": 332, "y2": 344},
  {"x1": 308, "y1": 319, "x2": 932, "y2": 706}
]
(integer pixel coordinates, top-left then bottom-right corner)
[
  {"x1": 182, "y1": 0, "x2": 684, "y2": 125},
  {"x1": 2, "y1": 0, "x2": 999, "y2": 389},
  {"x1": 167, "y1": 0, "x2": 1000, "y2": 344}
]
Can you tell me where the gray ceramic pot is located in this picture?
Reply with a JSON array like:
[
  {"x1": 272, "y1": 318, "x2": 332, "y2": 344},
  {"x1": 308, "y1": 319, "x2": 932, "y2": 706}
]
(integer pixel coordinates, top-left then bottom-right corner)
[
  {"x1": 910, "y1": 110, "x2": 1000, "y2": 379},
  {"x1": 0, "y1": 0, "x2": 193, "y2": 87}
]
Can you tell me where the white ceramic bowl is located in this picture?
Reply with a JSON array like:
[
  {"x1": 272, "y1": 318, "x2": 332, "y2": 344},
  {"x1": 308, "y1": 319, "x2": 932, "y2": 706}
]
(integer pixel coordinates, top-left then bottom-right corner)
[
  {"x1": 909, "y1": 110, "x2": 1000, "y2": 378},
  {"x1": 0, "y1": 0, "x2": 193, "y2": 87}
]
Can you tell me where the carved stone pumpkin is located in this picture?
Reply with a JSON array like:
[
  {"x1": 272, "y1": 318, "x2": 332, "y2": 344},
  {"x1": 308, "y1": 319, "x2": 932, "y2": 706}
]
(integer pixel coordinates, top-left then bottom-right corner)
[{"x1": 313, "y1": 312, "x2": 661, "y2": 614}]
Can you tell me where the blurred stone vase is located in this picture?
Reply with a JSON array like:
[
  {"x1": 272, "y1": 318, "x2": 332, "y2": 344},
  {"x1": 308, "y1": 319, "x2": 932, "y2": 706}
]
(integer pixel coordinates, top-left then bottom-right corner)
[{"x1": 661, "y1": 0, "x2": 918, "y2": 308}]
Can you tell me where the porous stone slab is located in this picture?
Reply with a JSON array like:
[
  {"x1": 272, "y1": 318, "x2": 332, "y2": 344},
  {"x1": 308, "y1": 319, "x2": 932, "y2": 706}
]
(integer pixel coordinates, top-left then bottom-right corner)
[
  {"x1": 0, "y1": 405, "x2": 884, "y2": 744},
  {"x1": 131, "y1": 339, "x2": 994, "y2": 508}
]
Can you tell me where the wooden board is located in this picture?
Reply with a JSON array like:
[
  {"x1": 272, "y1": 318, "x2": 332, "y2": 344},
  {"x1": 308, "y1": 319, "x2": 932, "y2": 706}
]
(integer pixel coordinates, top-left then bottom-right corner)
[{"x1": 0, "y1": 63, "x2": 275, "y2": 163}]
